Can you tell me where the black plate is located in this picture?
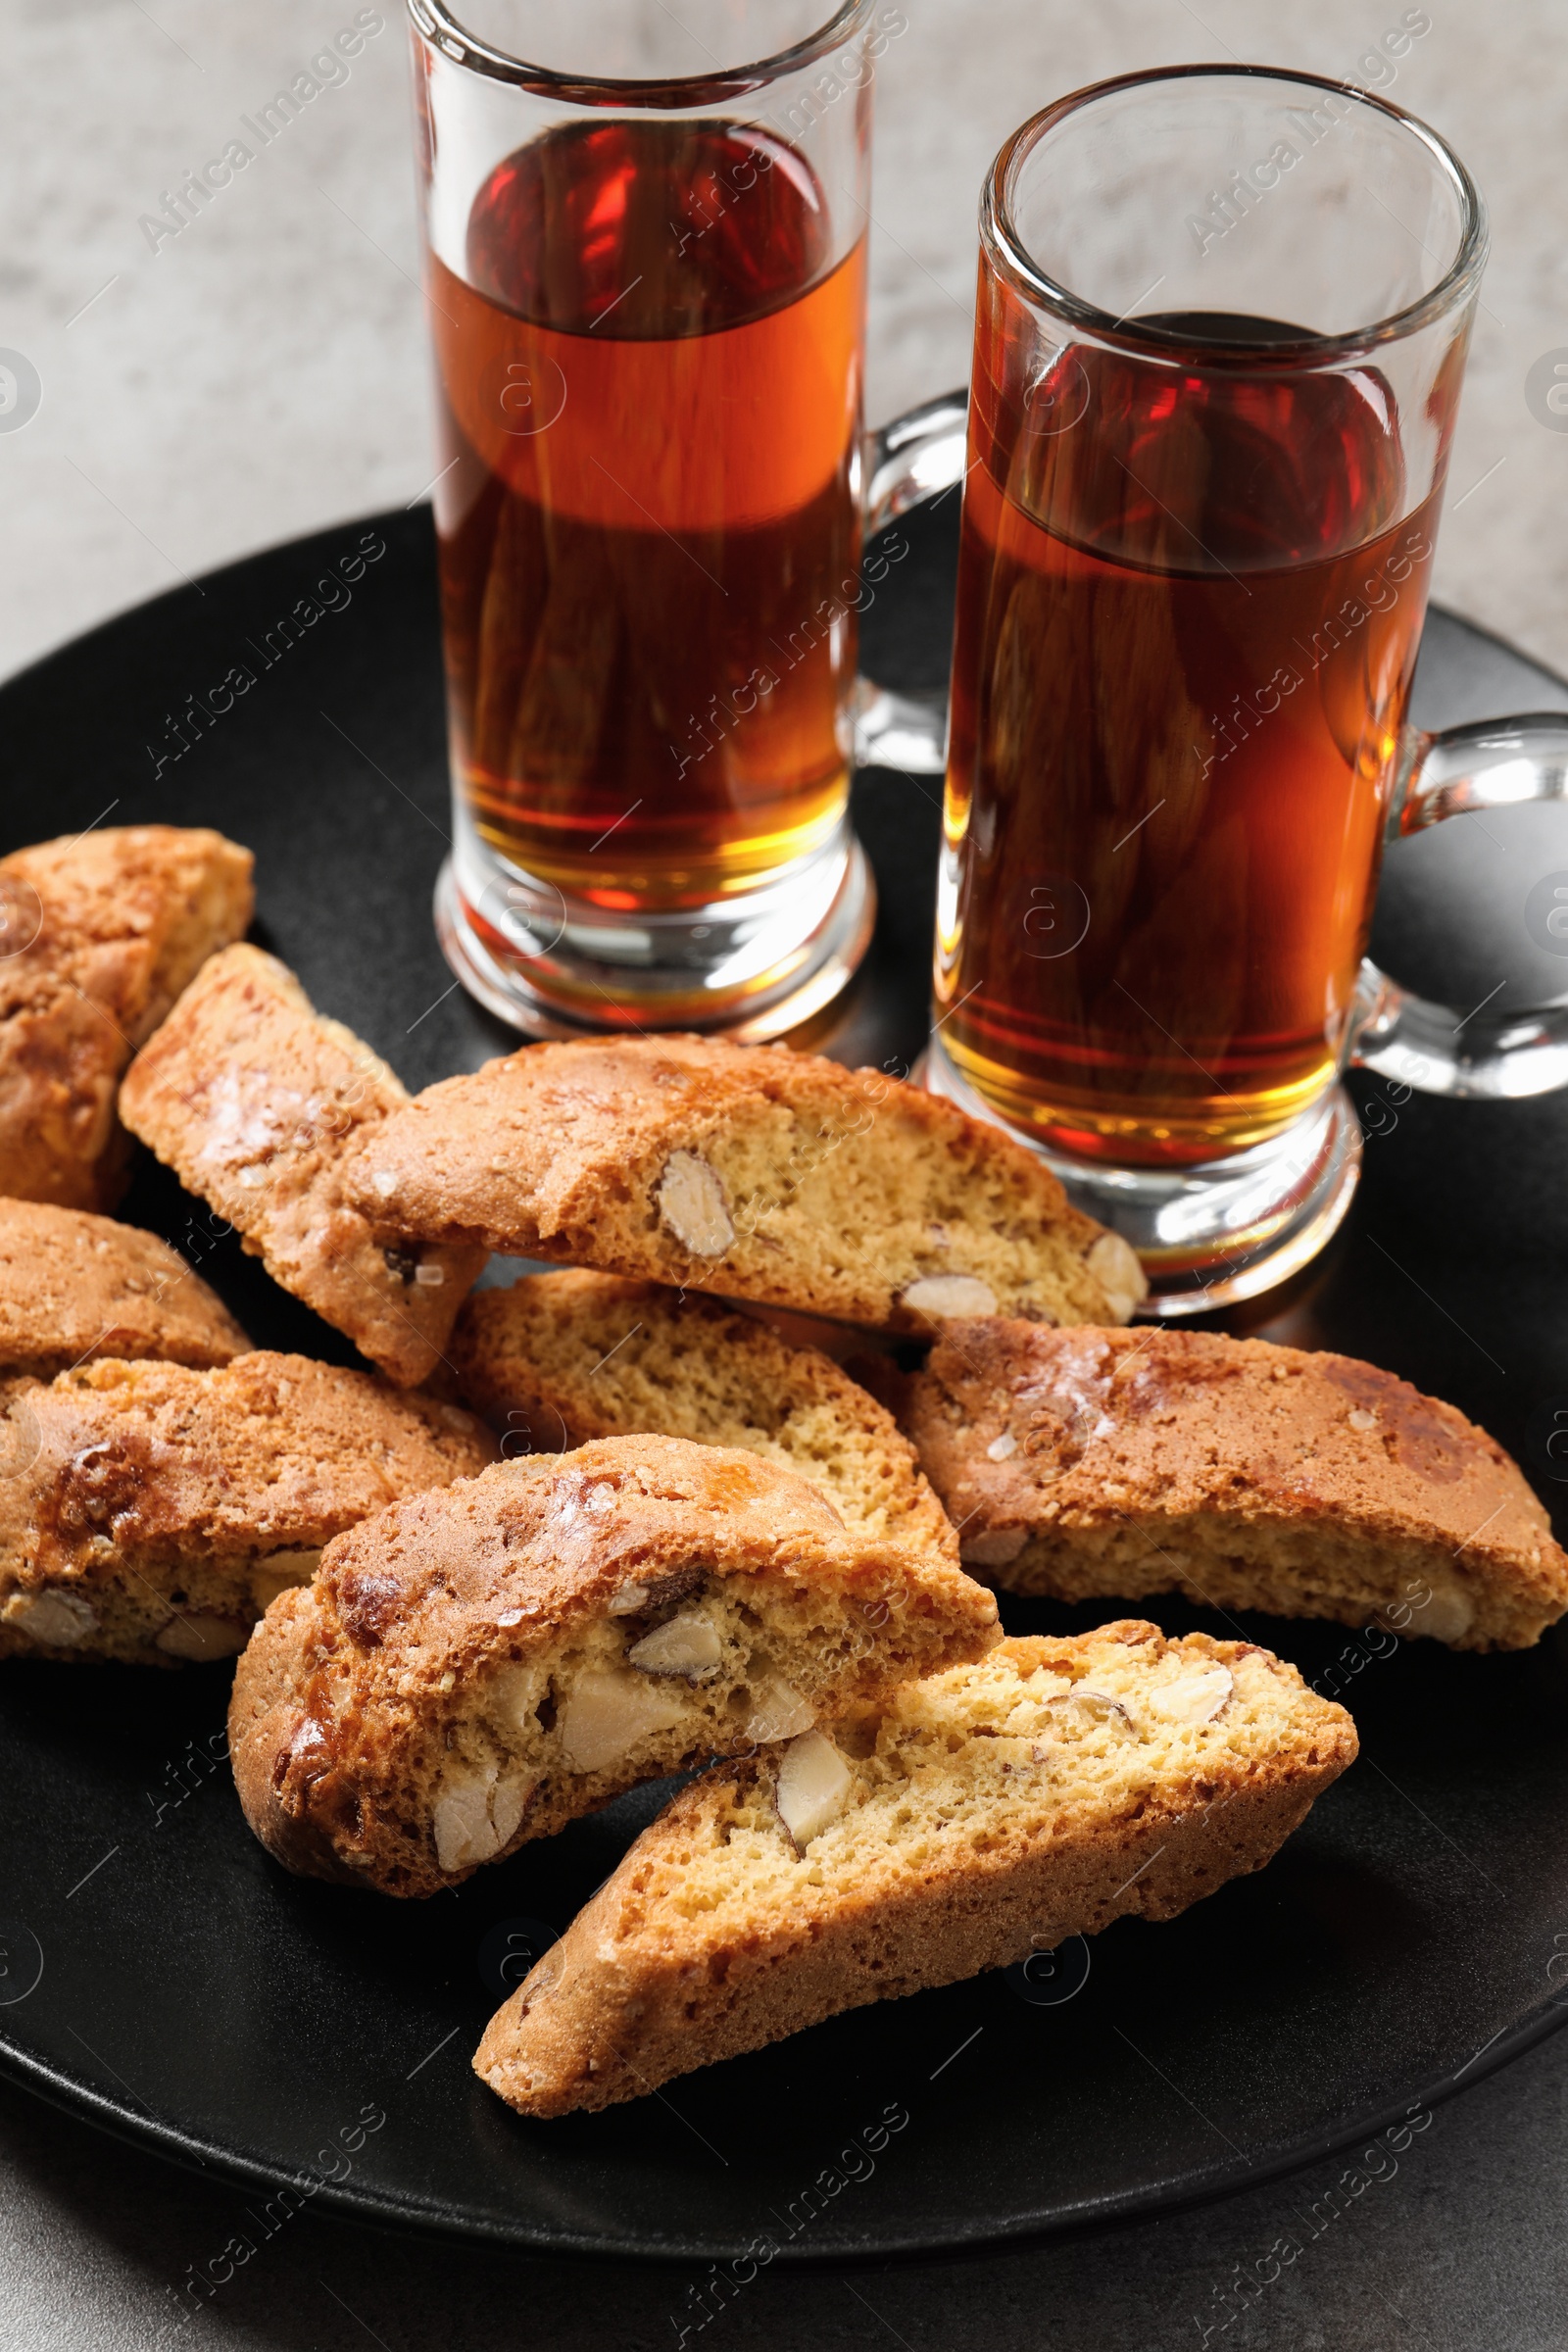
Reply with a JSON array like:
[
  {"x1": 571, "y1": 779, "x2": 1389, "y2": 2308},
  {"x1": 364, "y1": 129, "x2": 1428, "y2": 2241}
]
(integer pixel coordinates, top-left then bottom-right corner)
[{"x1": 2, "y1": 492, "x2": 1568, "y2": 2265}]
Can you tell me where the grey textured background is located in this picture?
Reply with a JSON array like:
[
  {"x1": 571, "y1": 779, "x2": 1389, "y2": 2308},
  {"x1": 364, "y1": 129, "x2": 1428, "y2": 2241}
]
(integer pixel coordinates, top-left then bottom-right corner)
[
  {"x1": 6, "y1": 5, "x2": 1568, "y2": 2345},
  {"x1": 3, "y1": 0, "x2": 1568, "y2": 685}
]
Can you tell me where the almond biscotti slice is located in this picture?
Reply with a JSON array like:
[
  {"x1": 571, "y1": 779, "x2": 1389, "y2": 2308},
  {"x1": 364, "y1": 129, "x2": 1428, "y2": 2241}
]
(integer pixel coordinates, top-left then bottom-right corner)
[
  {"x1": 902, "y1": 1322, "x2": 1568, "y2": 1651},
  {"x1": 0, "y1": 1351, "x2": 493, "y2": 1666},
  {"x1": 120, "y1": 944, "x2": 486, "y2": 1386},
  {"x1": 450, "y1": 1270, "x2": 958, "y2": 1564},
  {"x1": 229, "y1": 1433, "x2": 1000, "y2": 1897},
  {"x1": 0, "y1": 1197, "x2": 250, "y2": 1376},
  {"x1": 340, "y1": 1034, "x2": 1146, "y2": 1335},
  {"x1": 0, "y1": 824, "x2": 253, "y2": 1210},
  {"x1": 475, "y1": 1619, "x2": 1356, "y2": 2115}
]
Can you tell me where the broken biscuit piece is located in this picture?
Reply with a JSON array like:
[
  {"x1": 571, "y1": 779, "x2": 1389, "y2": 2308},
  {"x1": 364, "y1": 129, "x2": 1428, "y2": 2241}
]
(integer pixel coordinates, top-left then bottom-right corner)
[
  {"x1": 902, "y1": 1322, "x2": 1568, "y2": 1651},
  {"x1": 340, "y1": 1033, "x2": 1145, "y2": 1335},
  {"x1": 449, "y1": 1269, "x2": 958, "y2": 1562},
  {"x1": 0, "y1": 1351, "x2": 494, "y2": 1665},
  {"x1": 0, "y1": 1196, "x2": 250, "y2": 1377},
  {"x1": 120, "y1": 944, "x2": 486, "y2": 1386},
  {"x1": 474, "y1": 1621, "x2": 1357, "y2": 2116},
  {"x1": 228, "y1": 1432, "x2": 1001, "y2": 1897},
  {"x1": 0, "y1": 824, "x2": 253, "y2": 1210}
]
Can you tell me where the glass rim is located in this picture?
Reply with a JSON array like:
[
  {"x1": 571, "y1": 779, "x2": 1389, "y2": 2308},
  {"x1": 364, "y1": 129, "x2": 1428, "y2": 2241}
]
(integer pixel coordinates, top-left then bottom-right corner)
[
  {"x1": 983, "y1": 63, "x2": 1489, "y2": 365},
  {"x1": 406, "y1": 0, "x2": 875, "y2": 105}
]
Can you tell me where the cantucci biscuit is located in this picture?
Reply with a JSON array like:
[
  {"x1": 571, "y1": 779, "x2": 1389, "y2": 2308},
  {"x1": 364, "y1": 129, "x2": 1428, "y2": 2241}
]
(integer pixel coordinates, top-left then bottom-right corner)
[
  {"x1": 341, "y1": 1033, "x2": 1145, "y2": 1334},
  {"x1": 0, "y1": 1197, "x2": 249, "y2": 1376},
  {"x1": 229, "y1": 1433, "x2": 1000, "y2": 1897},
  {"x1": 0, "y1": 1352, "x2": 493, "y2": 1665},
  {"x1": 0, "y1": 824, "x2": 253, "y2": 1210},
  {"x1": 449, "y1": 1270, "x2": 957, "y2": 1562},
  {"x1": 475, "y1": 1621, "x2": 1356, "y2": 2115},
  {"x1": 120, "y1": 944, "x2": 486, "y2": 1386},
  {"x1": 901, "y1": 1322, "x2": 1568, "y2": 1651}
]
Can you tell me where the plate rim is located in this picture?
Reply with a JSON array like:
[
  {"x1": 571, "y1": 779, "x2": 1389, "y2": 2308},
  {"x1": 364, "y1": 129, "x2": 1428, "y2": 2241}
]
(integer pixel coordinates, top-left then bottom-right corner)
[{"x1": 0, "y1": 1988, "x2": 1563, "y2": 2265}]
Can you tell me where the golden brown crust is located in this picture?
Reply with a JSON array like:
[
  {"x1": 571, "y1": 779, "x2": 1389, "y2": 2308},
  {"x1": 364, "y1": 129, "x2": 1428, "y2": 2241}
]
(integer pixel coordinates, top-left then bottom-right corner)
[
  {"x1": 228, "y1": 1433, "x2": 1000, "y2": 1896},
  {"x1": 902, "y1": 1322, "x2": 1568, "y2": 1650},
  {"x1": 0, "y1": 825, "x2": 253, "y2": 1209},
  {"x1": 449, "y1": 1269, "x2": 958, "y2": 1562},
  {"x1": 0, "y1": 1196, "x2": 250, "y2": 1376},
  {"x1": 340, "y1": 1034, "x2": 1143, "y2": 1334},
  {"x1": 0, "y1": 1351, "x2": 494, "y2": 1665},
  {"x1": 475, "y1": 1623, "x2": 1357, "y2": 2115},
  {"x1": 120, "y1": 945, "x2": 486, "y2": 1386}
]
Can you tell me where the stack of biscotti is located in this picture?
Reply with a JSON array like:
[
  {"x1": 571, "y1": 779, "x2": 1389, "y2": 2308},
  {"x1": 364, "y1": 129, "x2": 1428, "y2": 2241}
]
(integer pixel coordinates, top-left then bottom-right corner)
[
  {"x1": 382, "y1": 1026, "x2": 1157, "y2": 1578},
  {"x1": 228, "y1": 1434, "x2": 1001, "y2": 1890},
  {"x1": 220, "y1": 1423, "x2": 1357, "y2": 2119},
  {"x1": 475, "y1": 1621, "x2": 1358, "y2": 2115},
  {"x1": 896, "y1": 1322, "x2": 1568, "y2": 1651},
  {"x1": 0, "y1": 825, "x2": 253, "y2": 1209},
  {"x1": 1, "y1": 819, "x2": 1535, "y2": 2123}
]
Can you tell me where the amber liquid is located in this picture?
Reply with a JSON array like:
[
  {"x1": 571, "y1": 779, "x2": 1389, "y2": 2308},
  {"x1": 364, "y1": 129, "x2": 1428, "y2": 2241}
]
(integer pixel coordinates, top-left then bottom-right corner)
[
  {"x1": 428, "y1": 119, "x2": 865, "y2": 912},
  {"x1": 936, "y1": 301, "x2": 1449, "y2": 1167}
]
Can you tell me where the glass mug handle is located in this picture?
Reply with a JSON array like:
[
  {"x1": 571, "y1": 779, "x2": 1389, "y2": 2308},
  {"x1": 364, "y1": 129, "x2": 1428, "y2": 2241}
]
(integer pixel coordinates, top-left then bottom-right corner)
[
  {"x1": 852, "y1": 393, "x2": 969, "y2": 775},
  {"x1": 1352, "y1": 715, "x2": 1568, "y2": 1097}
]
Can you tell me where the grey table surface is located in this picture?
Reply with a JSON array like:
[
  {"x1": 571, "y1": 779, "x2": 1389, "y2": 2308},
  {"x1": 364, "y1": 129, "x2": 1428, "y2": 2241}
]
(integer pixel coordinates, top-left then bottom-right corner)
[{"x1": 9, "y1": 3, "x2": 1568, "y2": 2335}]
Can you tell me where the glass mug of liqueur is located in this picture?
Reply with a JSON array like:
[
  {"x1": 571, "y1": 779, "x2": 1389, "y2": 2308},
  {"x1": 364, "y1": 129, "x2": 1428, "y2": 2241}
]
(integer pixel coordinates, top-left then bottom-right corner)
[
  {"x1": 408, "y1": 0, "x2": 938, "y2": 1039},
  {"x1": 926, "y1": 65, "x2": 1568, "y2": 1310}
]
